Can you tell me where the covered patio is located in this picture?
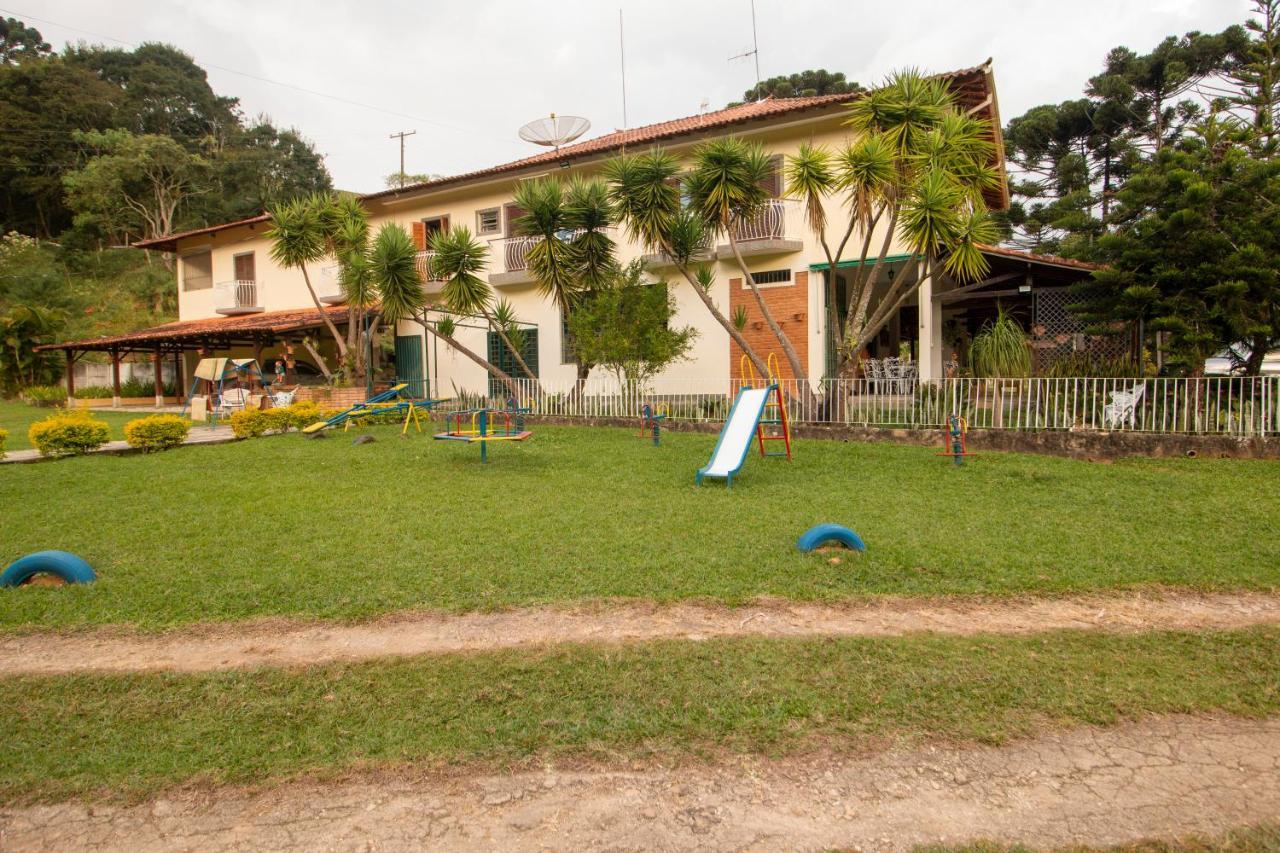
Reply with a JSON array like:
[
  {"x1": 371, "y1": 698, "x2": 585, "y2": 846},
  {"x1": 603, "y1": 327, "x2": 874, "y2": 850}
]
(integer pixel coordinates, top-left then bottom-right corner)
[
  {"x1": 39, "y1": 306, "x2": 354, "y2": 408},
  {"x1": 816, "y1": 246, "x2": 1114, "y2": 383}
]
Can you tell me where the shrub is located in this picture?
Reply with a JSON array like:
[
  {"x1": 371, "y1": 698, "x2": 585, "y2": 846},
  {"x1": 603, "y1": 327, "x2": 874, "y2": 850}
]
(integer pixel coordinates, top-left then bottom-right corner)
[
  {"x1": 0, "y1": 427, "x2": 7, "y2": 459},
  {"x1": 229, "y1": 408, "x2": 271, "y2": 439},
  {"x1": 123, "y1": 414, "x2": 190, "y2": 452},
  {"x1": 72, "y1": 385, "x2": 115, "y2": 400},
  {"x1": 28, "y1": 411, "x2": 111, "y2": 457},
  {"x1": 22, "y1": 385, "x2": 67, "y2": 407}
]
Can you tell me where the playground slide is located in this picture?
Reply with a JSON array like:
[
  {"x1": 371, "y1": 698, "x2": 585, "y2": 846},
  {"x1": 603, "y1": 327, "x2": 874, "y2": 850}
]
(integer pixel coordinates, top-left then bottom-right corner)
[{"x1": 696, "y1": 386, "x2": 772, "y2": 486}]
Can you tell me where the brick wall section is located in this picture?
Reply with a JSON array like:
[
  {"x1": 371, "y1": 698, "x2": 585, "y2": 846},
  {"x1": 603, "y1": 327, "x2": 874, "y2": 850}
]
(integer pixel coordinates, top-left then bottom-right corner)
[
  {"x1": 728, "y1": 271, "x2": 808, "y2": 380},
  {"x1": 295, "y1": 385, "x2": 391, "y2": 408}
]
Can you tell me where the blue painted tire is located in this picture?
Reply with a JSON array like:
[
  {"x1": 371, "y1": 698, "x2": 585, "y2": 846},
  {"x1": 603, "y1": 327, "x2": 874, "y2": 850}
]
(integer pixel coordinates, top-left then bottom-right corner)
[
  {"x1": 1, "y1": 551, "x2": 96, "y2": 588},
  {"x1": 796, "y1": 524, "x2": 866, "y2": 553}
]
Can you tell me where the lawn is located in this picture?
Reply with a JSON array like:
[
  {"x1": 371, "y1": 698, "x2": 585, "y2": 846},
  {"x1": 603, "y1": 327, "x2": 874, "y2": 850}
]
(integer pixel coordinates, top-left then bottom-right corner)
[
  {"x1": 1, "y1": 627, "x2": 1275, "y2": 802},
  {"x1": 0, "y1": 400, "x2": 139, "y2": 452},
  {"x1": 0, "y1": 420, "x2": 1277, "y2": 630}
]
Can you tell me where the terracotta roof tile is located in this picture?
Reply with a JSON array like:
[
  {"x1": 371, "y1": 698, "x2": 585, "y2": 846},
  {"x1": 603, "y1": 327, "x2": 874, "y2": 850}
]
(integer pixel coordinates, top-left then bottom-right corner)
[
  {"x1": 40, "y1": 305, "x2": 352, "y2": 352},
  {"x1": 977, "y1": 244, "x2": 1101, "y2": 272}
]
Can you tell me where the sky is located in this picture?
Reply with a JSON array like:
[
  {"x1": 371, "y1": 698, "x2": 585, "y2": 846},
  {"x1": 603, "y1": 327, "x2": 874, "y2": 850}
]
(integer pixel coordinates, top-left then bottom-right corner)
[{"x1": 11, "y1": 0, "x2": 1254, "y2": 193}]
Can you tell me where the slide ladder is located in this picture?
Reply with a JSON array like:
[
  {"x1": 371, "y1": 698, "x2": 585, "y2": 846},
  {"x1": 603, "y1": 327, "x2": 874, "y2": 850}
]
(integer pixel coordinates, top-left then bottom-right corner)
[
  {"x1": 742, "y1": 354, "x2": 792, "y2": 461},
  {"x1": 696, "y1": 357, "x2": 793, "y2": 487}
]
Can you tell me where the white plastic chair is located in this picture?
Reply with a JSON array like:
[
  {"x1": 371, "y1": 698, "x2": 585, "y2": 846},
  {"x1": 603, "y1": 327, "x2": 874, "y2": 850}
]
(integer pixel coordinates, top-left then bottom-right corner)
[
  {"x1": 216, "y1": 387, "x2": 250, "y2": 415},
  {"x1": 1103, "y1": 382, "x2": 1146, "y2": 429},
  {"x1": 271, "y1": 387, "x2": 298, "y2": 408}
]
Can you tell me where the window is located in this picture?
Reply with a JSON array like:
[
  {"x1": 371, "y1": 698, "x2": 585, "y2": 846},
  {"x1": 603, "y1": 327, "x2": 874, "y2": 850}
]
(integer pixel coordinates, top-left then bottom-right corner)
[
  {"x1": 487, "y1": 328, "x2": 539, "y2": 397},
  {"x1": 746, "y1": 268, "x2": 792, "y2": 287},
  {"x1": 477, "y1": 207, "x2": 500, "y2": 235},
  {"x1": 503, "y1": 203, "x2": 526, "y2": 236},
  {"x1": 760, "y1": 155, "x2": 783, "y2": 197},
  {"x1": 181, "y1": 250, "x2": 212, "y2": 291}
]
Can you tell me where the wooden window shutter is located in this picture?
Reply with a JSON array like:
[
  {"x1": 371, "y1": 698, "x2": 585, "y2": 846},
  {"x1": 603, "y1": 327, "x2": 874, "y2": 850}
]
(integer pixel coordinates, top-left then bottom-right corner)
[{"x1": 411, "y1": 221, "x2": 426, "y2": 250}]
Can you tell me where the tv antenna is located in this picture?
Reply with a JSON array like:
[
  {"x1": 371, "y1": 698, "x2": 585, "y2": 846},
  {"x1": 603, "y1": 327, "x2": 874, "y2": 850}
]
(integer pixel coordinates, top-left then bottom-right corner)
[
  {"x1": 518, "y1": 113, "x2": 591, "y2": 152},
  {"x1": 729, "y1": 0, "x2": 762, "y2": 100}
]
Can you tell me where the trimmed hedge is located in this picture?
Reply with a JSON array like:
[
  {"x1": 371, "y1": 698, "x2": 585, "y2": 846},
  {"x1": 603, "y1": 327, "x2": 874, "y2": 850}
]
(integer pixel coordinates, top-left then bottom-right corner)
[
  {"x1": 28, "y1": 411, "x2": 111, "y2": 457},
  {"x1": 230, "y1": 402, "x2": 341, "y2": 439},
  {"x1": 123, "y1": 415, "x2": 190, "y2": 453}
]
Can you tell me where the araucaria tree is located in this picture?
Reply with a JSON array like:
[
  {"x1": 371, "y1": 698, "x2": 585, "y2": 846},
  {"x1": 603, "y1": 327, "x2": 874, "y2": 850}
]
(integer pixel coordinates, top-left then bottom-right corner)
[{"x1": 785, "y1": 70, "x2": 1000, "y2": 379}]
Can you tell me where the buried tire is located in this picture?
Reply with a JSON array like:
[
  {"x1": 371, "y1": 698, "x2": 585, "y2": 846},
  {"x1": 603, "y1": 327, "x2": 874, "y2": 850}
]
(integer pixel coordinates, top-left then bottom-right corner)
[
  {"x1": 796, "y1": 523, "x2": 866, "y2": 554},
  {"x1": 1, "y1": 550, "x2": 96, "y2": 588}
]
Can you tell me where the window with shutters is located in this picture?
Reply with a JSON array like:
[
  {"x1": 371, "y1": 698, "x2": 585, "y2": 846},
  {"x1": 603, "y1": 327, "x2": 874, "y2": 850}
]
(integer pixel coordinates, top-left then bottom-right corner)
[
  {"x1": 760, "y1": 155, "x2": 783, "y2": 198},
  {"x1": 181, "y1": 250, "x2": 212, "y2": 291},
  {"x1": 476, "y1": 207, "x2": 500, "y2": 235},
  {"x1": 412, "y1": 216, "x2": 449, "y2": 250},
  {"x1": 487, "y1": 328, "x2": 539, "y2": 396},
  {"x1": 561, "y1": 306, "x2": 576, "y2": 363}
]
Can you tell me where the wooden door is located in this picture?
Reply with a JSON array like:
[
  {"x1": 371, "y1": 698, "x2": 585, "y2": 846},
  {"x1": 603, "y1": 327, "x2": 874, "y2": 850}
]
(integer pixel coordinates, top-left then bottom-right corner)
[{"x1": 233, "y1": 252, "x2": 255, "y2": 281}]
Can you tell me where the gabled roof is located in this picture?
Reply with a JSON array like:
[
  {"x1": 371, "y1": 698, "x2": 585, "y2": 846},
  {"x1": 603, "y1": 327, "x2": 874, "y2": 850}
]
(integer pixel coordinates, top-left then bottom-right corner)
[
  {"x1": 977, "y1": 244, "x2": 1100, "y2": 272},
  {"x1": 39, "y1": 305, "x2": 353, "y2": 353},
  {"x1": 136, "y1": 60, "x2": 1006, "y2": 251}
]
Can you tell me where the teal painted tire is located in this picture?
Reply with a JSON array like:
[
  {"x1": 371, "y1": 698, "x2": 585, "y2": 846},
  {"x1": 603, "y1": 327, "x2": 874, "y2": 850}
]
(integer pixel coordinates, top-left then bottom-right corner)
[
  {"x1": 796, "y1": 524, "x2": 865, "y2": 553},
  {"x1": 1, "y1": 551, "x2": 96, "y2": 587}
]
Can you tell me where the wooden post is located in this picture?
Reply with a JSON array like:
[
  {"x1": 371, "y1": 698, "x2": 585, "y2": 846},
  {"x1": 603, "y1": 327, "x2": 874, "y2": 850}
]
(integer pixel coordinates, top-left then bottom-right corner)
[
  {"x1": 173, "y1": 351, "x2": 185, "y2": 403},
  {"x1": 110, "y1": 349, "x2": 122, "y2": 408},
  {"x1": 65, "y1": 351, "x2": 75, "y2": 400},
  {"x1": 153, "y1": 351, "x2": 164, "y2": 408}
]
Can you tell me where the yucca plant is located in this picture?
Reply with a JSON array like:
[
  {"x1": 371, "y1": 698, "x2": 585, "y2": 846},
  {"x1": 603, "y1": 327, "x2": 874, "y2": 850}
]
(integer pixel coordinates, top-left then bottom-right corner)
[
  {"x1": 602, "y1": 150, "x2": 769, "y2": 380},
  {"x1": 783, "y1": 69, "x2": 1000, "y2": 378},
  {"x1": 266, "y1": 196, "x2": 345, "y2": 376},
  {"x1": 969, "y1": 307, "x2": 1031, "y2": 378}
]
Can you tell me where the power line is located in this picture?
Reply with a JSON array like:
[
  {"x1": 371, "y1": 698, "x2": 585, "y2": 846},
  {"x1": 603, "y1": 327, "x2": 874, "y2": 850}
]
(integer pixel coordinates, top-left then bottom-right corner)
[{"x1": 0, "y1": 6, "x2": 472, "y2": 133}]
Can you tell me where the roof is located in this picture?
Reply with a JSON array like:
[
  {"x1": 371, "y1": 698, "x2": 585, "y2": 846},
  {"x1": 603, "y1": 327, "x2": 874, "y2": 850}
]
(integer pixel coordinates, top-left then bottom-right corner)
[
  {"x1": 136, "y1": 60, "x2": 1006, "y2": 251},
  {"x1": 976, "y1": 244, "x2": 1100, "y2": 272},
  {"x1": 39, "y1": 305, "x2": 353, "y2": 353},
  {"x1": 134, "y1": 214, "x2": 270, "y2": 251}
]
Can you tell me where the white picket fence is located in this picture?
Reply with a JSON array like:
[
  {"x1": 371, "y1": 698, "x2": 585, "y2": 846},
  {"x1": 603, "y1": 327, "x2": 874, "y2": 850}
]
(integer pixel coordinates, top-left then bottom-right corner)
[{"x1": 444, "y1": 376, "x2": 1279, "y2": 437}]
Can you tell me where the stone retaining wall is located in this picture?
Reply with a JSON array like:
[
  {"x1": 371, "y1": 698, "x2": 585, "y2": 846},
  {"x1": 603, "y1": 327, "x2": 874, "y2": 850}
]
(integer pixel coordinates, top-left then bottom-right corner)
[{"x1": 526, "y1": 415, "x2": 1280, "y2": 461}]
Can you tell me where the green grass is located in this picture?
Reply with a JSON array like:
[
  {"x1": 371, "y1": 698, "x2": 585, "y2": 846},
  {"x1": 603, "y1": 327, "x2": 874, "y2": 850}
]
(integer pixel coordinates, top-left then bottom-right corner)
[
  {"x1": 914, "y1": 822, "x2": 1280, "y2": 851},
  {"x1": 0, "y1": 628, "x2": 1274, "y2": 802},
  {"x1": 0, "y1": 399, "x2": 138, "y2": 452},
  {"x1": 0, "y1": 420, "x2": 1277, "y2": 629}
]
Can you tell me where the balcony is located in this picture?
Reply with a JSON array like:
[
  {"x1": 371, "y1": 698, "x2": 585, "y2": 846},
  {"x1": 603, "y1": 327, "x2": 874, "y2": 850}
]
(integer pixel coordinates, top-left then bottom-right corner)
[
  {"x1": 213, "y1": 280, "x2": 263, "y2": 315},
  {"x1": 416, "y1": 250, "x2": 448, "y2": 295},
  {"x1": 316, "y1": 266, "x2": 346, "y2": 304},
  {"x1": 716, "y1": 199, "x2": 803, "y2": 258},
  {"x1": 640, "y1": 245, "x2": 716, "y2": 268},
  {"x1": 488, "y1": 229, "x2": 615, "y2": 287}
]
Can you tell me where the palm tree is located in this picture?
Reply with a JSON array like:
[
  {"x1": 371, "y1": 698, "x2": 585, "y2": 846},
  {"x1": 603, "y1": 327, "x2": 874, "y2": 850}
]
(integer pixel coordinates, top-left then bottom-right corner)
[
  {"x1": 513, "y1": 176, "x2": 617, "y2": 389},
  {"x1": 603, "y1": 150, "x2": 771, "y2": 380},
  {"x1": 419, "y1": 225, "x2": 524, "y2": 399},
  {"x1": 265, "y1": 195, "x2": 347, "y2": 377},
  {"x1": 784, "y1": 69, "x2": 1000, "y2": 378},
  {"x1": 322, "y1": 193, "x2": 373, "y2": 379},
  {"x1": 685, "y1": 137, "x2": 810, "y2": 385}
]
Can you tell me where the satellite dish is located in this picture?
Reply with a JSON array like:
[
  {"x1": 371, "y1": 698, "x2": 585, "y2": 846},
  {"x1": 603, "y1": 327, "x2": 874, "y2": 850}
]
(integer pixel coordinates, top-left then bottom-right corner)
[{"x1": 518, "y1": 113, "x2": 591, "y2": 151}]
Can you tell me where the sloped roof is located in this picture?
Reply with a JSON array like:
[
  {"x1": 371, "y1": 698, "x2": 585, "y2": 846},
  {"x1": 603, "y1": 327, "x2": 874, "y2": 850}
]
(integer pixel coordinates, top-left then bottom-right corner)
[
  {"x1": 977, "y1": 244, "x2": 1100, "y2": 272},
  {"x1": 40, "y1": 305, "x2": 352, "y2": 353},
  {"x1": 136, "y1": 60, "x2": 1006, "y2": 251}
]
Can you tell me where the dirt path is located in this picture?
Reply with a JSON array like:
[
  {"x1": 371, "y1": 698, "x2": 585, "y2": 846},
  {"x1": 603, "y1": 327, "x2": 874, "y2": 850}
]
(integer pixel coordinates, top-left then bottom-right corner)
[
  {"x1": 2, "y1": 590, "x2": 1278, "y2": 676},
  {"x1": 2, "y1": 715, "x2": 1276, "y2": 851}
]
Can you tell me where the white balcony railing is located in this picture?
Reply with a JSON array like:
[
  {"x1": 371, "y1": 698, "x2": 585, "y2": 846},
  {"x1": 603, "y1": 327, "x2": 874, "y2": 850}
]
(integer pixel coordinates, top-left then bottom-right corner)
[
  {"x1": 494, "y1": 228, "x2": 615, "y2": 275},
  {"x1": 213, "y1": 280, "x2": 262, "y2": 314},
  {"x1": 416, "y1": 250, "x2": 447, "y2": 282},
  {"x1": 729, "y1": 199, "x2": 788, "y2": 242}
]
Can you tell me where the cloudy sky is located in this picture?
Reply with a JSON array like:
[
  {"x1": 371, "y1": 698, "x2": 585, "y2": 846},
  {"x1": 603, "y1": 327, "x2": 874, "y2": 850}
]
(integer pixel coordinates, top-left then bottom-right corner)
[{"x1": 16, "y1": 0, "x2": 1252, "y2": 193}]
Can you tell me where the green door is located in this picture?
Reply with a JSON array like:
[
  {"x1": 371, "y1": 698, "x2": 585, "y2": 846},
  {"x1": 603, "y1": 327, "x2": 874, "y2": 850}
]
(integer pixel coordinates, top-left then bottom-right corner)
[
  {"x1": 487, "y1": 329, "x2": 538, "y2": 397},
  {"x1": 394, "y1": 334, "x2": 427, "y2": 398}
]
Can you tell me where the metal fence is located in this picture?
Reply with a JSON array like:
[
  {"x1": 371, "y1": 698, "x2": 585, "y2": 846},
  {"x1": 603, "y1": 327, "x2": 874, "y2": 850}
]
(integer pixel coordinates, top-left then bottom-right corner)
[{"x1": 443, "y1": 376, "x2": 1279, "y2": 437}]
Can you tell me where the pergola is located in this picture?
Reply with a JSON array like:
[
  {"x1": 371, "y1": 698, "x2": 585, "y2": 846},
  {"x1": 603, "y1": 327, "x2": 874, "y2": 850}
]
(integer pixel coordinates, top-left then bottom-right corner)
[{"x1": 38, "y1": 305, "x2": 353, "y2": 403}]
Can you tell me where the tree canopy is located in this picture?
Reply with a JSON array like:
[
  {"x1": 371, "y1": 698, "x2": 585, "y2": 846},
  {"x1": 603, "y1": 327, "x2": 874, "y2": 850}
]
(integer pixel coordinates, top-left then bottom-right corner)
[{"x1": 737, "y1": 69, "x2": 861, "y2": 105}]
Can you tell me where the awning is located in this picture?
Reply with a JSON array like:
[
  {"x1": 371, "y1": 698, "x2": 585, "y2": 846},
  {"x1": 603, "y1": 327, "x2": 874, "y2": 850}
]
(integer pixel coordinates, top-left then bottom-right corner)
[{"x1": 38, "y1": 305, "x2": 356, "y2": 355}]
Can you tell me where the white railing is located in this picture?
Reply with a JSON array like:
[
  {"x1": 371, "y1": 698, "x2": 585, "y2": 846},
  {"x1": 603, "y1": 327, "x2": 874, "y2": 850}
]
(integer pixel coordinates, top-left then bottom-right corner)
[
  {"x1": 493, "y1": 228, "x2": 616, "y2": 274},
  {"x1": 729, "y1": 199, "x2": 787, "y2": 242},
  {"x1": 213, "y1": 280, "x2": 260, "y2": 312},
  {"x1": 416, "y1": 250, "x2": 447, "y2": 282},
  {"x1": 441, "y1": 376, "x2": 1279, "y2": 437}
]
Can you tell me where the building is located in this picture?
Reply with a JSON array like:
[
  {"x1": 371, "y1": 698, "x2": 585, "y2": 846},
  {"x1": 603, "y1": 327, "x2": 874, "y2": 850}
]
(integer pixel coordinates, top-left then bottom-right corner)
[{"x1": 45, "y1": 60, "x2": 1107, "y2": 405}]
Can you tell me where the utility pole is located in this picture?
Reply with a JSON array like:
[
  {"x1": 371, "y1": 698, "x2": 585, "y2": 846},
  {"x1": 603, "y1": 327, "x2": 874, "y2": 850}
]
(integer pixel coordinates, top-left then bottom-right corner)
[{"x1": 389, "y1": 130, "x2": 416, "y2": 188}]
